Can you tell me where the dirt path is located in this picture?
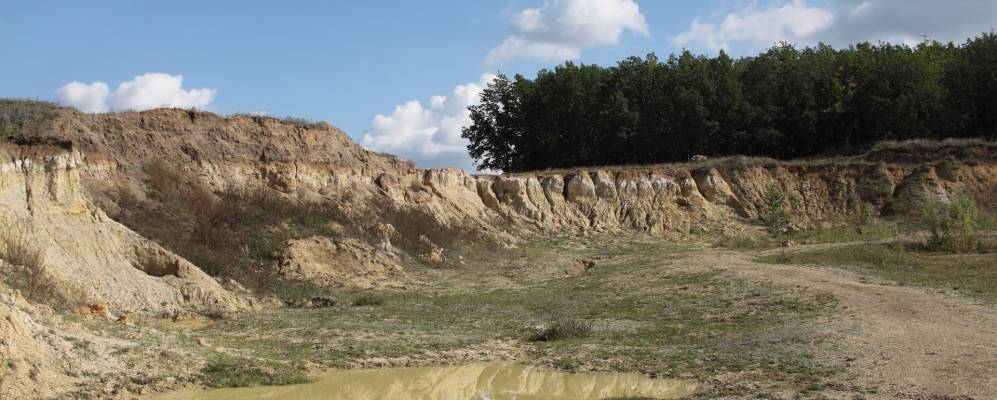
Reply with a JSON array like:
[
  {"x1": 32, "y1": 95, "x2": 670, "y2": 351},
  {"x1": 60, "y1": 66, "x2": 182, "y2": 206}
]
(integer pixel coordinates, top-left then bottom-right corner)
[{"x1": 694, "y1": 247, "x2": 997, "y2": 399}]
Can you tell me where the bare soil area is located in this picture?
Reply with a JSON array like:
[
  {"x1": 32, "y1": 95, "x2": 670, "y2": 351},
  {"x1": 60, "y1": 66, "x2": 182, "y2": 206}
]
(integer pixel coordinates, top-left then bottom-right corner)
[{"x1": 730, "y1": 245, "x2": 997, "y2": 399}]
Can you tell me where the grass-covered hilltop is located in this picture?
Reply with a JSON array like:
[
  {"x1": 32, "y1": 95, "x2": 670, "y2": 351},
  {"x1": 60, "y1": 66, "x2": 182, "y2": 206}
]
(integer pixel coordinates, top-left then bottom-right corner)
[{"x1": 464, "y1": 32, "x2": 997, "y2": 171}]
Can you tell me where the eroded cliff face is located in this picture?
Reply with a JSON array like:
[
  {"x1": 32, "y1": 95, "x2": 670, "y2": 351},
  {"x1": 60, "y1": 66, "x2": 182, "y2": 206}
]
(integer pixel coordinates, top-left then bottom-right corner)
[
  {"x1": 35, "y1": 109, "x2": 990, "y2": 238},
  {"x1": 4, "y1": 108, "x2": 996, "y2": 304},
  {"x1": 398, "y1": 160, "x2": 996, "y2": 235},
  {"x1": 0, "y1": 144, "x2": 255, "y2": 314}
]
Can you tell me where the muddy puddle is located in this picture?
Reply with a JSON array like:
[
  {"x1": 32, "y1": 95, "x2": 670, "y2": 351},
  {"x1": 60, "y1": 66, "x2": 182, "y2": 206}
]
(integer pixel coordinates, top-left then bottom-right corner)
[{"x1": 155, "y1": 361, "x2": 697, "y2": 400}]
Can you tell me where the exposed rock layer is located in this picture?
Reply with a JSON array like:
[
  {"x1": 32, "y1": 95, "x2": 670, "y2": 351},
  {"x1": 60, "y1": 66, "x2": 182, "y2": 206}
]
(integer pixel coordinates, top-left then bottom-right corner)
[
  {"x1": 30, "y1": 108, "x2": 997, "y2": 236},
  {"x1": 3, "y1": 108, "x2": 997, "y2": 307}
]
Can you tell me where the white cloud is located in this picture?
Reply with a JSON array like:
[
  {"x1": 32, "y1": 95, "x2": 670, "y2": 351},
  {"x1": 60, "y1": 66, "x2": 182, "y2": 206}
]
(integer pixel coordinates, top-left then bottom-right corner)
[
  {"x1": 487, "y1": 0, "x2": 650, "y2": 63},
  {"x1": 673, "y1": 0, "x2": 997, "y2": 52},
  {"x1": 108, "y1": 73, "x2": 215, "y2": 111},
  {"x1": 56, "y1": 73, "x2": 216, "y2": 113},
  {"x1": 672, "y1": 1, "x2": 833, "y2": 50},
  {"x1": 361, "y1": 74, "x2": 496, "y2": 171},
  {"x1": 55, "y1": 81, "x2": 110, "y2": 113}
]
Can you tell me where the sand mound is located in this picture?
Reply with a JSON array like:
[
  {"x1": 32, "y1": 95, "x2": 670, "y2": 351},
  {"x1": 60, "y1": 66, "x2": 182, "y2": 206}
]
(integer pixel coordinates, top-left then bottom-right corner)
[{"x1": 277, "y1": 237, "x2": 404, "y2": 289}]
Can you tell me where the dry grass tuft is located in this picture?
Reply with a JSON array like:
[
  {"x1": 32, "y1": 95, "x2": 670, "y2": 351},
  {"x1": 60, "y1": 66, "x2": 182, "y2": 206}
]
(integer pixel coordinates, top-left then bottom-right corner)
[
  {"x1": 0, "y1": 220, "x2": 55, "y2": 303},
  {"x1": 525, "y1": 312, "x2": 592, "y2": 342}
]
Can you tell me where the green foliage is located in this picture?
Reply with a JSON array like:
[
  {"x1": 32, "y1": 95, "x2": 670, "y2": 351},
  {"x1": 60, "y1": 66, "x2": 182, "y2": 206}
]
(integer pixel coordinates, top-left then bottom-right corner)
[
  {"x1": 912, "y1": 194, "x2": 993, "y2": 253},
  {"x1": 463, "y1": 33, "x2": 997, "y2": 171},
  {"x1": 763, "y1": 185, "x2": 790, "y2": 234}
]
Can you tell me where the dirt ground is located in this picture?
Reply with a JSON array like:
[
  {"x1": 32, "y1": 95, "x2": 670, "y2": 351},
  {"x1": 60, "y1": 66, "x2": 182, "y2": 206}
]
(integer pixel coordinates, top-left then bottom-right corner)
[{"x1": 724, "y1": 246, "x2": 997, "y2": 399}]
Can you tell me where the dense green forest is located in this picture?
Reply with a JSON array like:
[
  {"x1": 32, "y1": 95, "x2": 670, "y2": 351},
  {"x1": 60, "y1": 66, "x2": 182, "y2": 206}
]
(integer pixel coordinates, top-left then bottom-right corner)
[{"x1": 463, "y1": 33, "x2": 997, "y2": 171}]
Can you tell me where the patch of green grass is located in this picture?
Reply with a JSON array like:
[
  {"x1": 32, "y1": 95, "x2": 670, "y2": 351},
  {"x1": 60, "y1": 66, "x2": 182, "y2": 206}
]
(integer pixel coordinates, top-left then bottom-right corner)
[
  {"x1": 200, "y1": 357, "x2": 311, "y2": 388},
  {"x1": 715, "y1": 220, "x2": 899, "y2": 250},
  {"x1": 758, "y1": 243, "x2": 997, "y2": 303}
]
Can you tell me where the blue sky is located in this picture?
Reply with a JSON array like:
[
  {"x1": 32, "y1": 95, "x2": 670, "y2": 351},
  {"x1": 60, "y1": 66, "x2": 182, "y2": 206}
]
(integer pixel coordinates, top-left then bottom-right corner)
[{"x1": 2, "y1": 1, "x2": 995, "y2": 170}]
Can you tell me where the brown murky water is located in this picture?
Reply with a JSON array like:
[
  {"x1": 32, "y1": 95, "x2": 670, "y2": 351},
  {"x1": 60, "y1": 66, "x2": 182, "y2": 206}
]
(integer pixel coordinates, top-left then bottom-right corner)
[{"x1": 155, "y1": 361, "x2": 697, "y2": 400}]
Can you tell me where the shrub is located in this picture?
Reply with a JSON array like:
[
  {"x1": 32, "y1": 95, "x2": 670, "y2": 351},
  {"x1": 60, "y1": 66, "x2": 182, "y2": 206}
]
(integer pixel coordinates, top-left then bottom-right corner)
[
  {"x1": 912, "y1": 194, "x2": 991, "y2": 253},
  {"x1": 0, "y1": 99, "x2": 60, "y2": 140},
  {"x1": 525, "y1": 313, "x2": 592, "y2": 342},
  {"x1": 853, "y1": 202, "x2": 879, "y2": 231},
  {"x1": 0, "y1": 221, "x2": 53, "y2": 303},
  {"x1": 352, "y1": 292, "x2": 386, "y2": 307},
  {"x1": 762, "y1": 185, "x2": 790, "y2": 234},
  {"x1": 282, "y1": 116, "x2": 330, "y2": 129}
]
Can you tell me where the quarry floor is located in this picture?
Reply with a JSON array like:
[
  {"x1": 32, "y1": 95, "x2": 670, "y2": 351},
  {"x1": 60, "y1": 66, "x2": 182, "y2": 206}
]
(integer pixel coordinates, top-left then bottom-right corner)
[{"x1": 70, "y1": 235, "x2": 997, "y2": 400}]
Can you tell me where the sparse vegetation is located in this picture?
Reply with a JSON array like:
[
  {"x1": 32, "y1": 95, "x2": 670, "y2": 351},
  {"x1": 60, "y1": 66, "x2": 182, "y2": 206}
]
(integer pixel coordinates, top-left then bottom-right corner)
[
  {"x1": 911, "y1": 194, "x2": 995, "y2": 253},
  {"x1": 0, "y1": 220, "x2": 54, "y2": 303},
  {"x1": 0, "y1": 99, "x2": 60, "y2": 140},
  {"x1": 200, "y1": 357, "x2": 310, "y2": 388},
  {"x1": 282, "y1": 116, "x2": 331, "y2": 129},
  {"x1": 109, "y1": 161, "x2": 348, "y2": 292},
  {"x1": 759, "y1": 243, "x2": 997, "y2": 303},
  {"x1": 107, "y1": 160, "x2": 491, "y2": 293},
  {"x1": 524, "y1": 313, "x2": 592, "y2": 342},
  {"x1": 762, "y1": 185, "x2": 790, "y2": 234},
  {"x1": 716, "y1": 199, "x2": 899, "y2": 250},
  {"x1": 365, "y1": 196, "x2": 480, "y2": 263},
  {"x1": 193, "y1": 236, "x2": 835, "y2": 397},
  {"x1": 352, "y1": 292, "x2": 387, "y2": 307}
]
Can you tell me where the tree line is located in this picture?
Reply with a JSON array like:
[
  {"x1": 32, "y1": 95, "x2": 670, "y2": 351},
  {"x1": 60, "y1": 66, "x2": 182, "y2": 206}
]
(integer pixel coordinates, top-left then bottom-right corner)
[{"x1": 463, "y1": 32, "x2": 997, "y2": 171}]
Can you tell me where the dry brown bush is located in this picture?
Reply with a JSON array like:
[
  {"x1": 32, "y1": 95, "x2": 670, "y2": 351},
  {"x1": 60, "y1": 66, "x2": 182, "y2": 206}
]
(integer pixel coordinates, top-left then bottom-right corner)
[
  {"x1": 0, "y1": 220, "x2": 54, "y2": 303},
  {"x1": 0, "y1": 98, "x2": 60, "y2": 140}
]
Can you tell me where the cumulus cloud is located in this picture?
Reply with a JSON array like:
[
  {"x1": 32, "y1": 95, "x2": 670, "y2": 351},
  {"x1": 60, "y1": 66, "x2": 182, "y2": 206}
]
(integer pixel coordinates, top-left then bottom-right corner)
[
  {"x1": 487, "y1": 0, "x2": 649, "y2": 63},
  {"x1": 361, "y1": 74, "x2": 496, "y2": 171},
  {"x1": 673, "y1": 0, "x2": 997, "y2": 52},
  {"x1": 55, "y1": 82, "x2": 110, "y2": 113},
  {"x1": 55, "y1": 73, "x2": 216, "y2": 113},
  {"x1": 672, "y1": 1, "x2": 833, "y2": 50}
]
